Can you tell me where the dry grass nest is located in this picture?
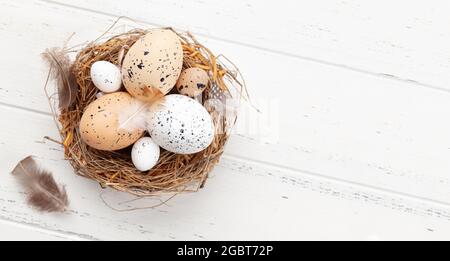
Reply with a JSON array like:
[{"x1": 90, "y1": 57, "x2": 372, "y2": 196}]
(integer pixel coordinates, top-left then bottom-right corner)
[{"x1": 45, "y1": 27, "x2": 246, "y2": 196}]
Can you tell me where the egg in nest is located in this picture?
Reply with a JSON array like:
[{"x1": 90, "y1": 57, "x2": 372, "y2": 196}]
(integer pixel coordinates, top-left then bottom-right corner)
[
  {"x1": 80, "y1": 92, "x2": 145, "y2": 151},
  {"x1": 176, "y1": 67, "x2": 209, "y2": 97},
  {"x1": 147, "y1": 94, "x2": 215, "y2": 154},
  {"x1": 122, "y1": 29, "x2": 183, "y2": 101}
]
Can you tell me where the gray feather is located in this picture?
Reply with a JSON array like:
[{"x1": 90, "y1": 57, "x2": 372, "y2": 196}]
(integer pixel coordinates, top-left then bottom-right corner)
[
  {"x1": 42, "y1": 48, "x2": 78, "y2": 110},
  {"x1": 11, "y1": 156, "x2": 69, "y2": 212}
]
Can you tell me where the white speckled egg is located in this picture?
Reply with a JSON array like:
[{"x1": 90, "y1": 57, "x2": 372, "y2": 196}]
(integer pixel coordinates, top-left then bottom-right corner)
[
  {"x1": 80, "y1": 92, "x2": 145, "y2": 151},
  {"x1": 90, "y1": 61, "x2": 122, "y2": 93},
  {"x1": 147, "y1": 94, "x2": 214, "y2": 154},
  {"x1": 122, "y1": 29, "x2": 183, "y2": 101},
  {"x1": 176, "y1": 68, "x2": 209, "y2": 97},
  {"x1": 131, "y1": 137, "x2": 160, "y2": 172}
]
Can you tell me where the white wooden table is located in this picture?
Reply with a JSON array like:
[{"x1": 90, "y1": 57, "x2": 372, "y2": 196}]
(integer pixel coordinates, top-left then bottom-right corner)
[{"x1": 1, "y1": 0, "x2": 450, "y2": 240}]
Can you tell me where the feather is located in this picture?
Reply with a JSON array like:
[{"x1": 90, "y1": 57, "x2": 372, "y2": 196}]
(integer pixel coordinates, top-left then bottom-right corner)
[
  {"x1": 42, "y1": 48, "x2": 78, "y2": 110},
  {"x1": 118, "y1": 87, "x2": 165, "y2": 132},
  {"x1": 11, "y1": 156, "x2": 69, "y2": 212},
  {"x1": 118, "y1": 98, "x2": 150, "y2": 132}
]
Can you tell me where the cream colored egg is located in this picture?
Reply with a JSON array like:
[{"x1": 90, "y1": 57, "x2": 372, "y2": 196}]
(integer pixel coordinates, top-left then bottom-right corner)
[
  {"x1": 122, "y1": 29, "x2": 183, "y2": 101},
  {"x1": 80, "y1": 92, "x2": 145, "y2": 151},
  {"x1": 95, "y1": 92, "x2": 105, "y2": 99},
  {"x1": 176, "y1": 68, "x2": 209, "y2": 97}
]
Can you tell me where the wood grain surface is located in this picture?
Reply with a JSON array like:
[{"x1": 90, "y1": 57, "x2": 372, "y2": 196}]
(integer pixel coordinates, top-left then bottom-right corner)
[{"x1": 1, "y1": 0, "x2": 450, "y2": 240}]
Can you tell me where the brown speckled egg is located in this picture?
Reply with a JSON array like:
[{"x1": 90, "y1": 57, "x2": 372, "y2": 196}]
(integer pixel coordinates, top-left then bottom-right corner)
[
  {"x1": 80, "y1": 92, "x2": 145, "y2": 151},
  {"x1": 122, "y1": 29, "x2": 183, "y2": 101},
  {"x1": 176, "y1": 68, "x2": 209, "y2": 97}
]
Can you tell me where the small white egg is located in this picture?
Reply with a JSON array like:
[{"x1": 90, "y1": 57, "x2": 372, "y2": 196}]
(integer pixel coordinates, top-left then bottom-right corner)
[
  {"x1": 90, "y1": 61, "x2": 122, "y2": 93},
  {"x1": 131, "y1": 137, "x2": 160, "y2": 172}
]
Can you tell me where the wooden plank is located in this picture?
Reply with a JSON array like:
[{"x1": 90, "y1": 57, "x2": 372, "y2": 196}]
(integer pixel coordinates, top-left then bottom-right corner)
[
  {"x1": 45, "y1": 0, "x2": 450, "y2": 91},
  {"x1": 1, "y1": 105, "x2": 450, "y2": 240},
  {"x1": 0, "y1": 219, "x2": 81, "y2": 240},
  {"x1": 1, "y1": 0, "x2": 450, "y2": 204}
]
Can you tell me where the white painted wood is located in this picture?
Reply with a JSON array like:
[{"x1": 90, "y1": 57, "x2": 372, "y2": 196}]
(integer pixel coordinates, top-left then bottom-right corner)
[
  {"x1": 1, "y1": 0, "x2": 450, "y2": 240},
  {"x1": 2, "y1": 0, "x2": 450, "y2": 204},
  {"x1": 1, "y1": 105, "x2": 450, "y2": 240},
  {"x1": 46, "y1": 0, "x2": 450, "y2": 91},
  {"x1": 0, "y1": 219, "x2": 79, "y2": 240}
]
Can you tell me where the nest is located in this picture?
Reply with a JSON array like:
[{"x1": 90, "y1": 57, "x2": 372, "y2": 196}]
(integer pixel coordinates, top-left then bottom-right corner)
[{"x1": 45, "y1": 27, "x2": 244, "y2": 196}]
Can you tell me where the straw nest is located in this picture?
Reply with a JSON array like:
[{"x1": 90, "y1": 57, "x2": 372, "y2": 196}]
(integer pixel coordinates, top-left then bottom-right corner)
[{"x1": 45, "y1": 27, "x2": 244, "y2": 196}]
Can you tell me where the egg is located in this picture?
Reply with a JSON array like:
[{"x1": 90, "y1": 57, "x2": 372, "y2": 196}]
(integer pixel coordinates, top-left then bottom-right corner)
[
  {"x1": 147, "y1": 94, "x2": 214, "y2": 154},
  {"x1": 80, "y1": 92, "x2": 145, "y2": 151},
  {"x1": 90, "y1": 61, "x2": 122, "y2": 93},
  {"x1": 131, "y1": 137, "x2": 160, "y2": 172},
  {"x1": 176, "y1": 68, "x2": 209, "y2": 97},
  {"x1": 122, "y1": 29, "x2": 183, "y2": 101}
]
